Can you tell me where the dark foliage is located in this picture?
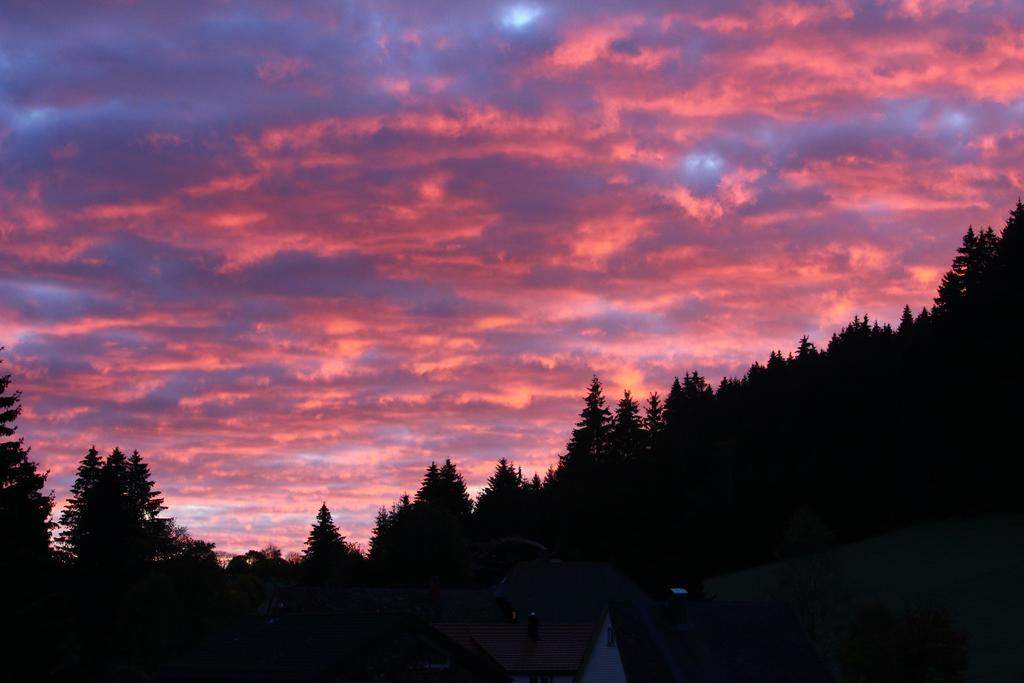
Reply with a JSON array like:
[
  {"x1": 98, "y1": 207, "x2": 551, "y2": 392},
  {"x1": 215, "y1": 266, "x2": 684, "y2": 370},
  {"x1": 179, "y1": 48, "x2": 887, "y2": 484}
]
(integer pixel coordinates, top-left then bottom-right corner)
[
  {"x1": 368, "y1": 492, "x2": 473, "y2": 586},
  {"x1": 0, "y1": 351, "x2": 53, "y2": 583},
  {"x1": 415, "y1": 458, "x2": 473, "y2": 519},
  {"x1": 840, "y1": 602, "x2": 968, "y2": 683},
  {"x1": 301, "y1": 502, "x2": 363, "y2": 585}
]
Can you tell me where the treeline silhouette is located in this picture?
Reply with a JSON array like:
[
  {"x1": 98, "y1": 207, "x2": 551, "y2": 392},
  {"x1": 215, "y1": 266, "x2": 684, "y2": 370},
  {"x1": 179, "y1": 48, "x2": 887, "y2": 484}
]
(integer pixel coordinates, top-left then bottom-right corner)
[{"x1": 2, "y1": 201, "x2": 1021, "y2": 680}]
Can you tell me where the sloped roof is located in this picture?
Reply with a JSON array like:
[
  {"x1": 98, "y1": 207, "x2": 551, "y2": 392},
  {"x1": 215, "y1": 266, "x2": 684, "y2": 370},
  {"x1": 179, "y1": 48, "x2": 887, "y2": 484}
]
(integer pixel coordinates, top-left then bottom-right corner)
[
  {"x1": 435, "y1": 622, "x2": 595, "y2": 674},
  {"x1": 161, "y1": 612, "x2": 400, "y2": 682},
  {"x1": 610, "y1": 600, "x2": 835, "y2": 683},
  {"x1": 272, "y1": 586, "x2": 504, "y2": 622},
  {"x1": 493, "y1": 560, "x2": 649, "y2": 623},
  {"x1": 161, "y1": 612, "x2": 509, "y2": 683}
]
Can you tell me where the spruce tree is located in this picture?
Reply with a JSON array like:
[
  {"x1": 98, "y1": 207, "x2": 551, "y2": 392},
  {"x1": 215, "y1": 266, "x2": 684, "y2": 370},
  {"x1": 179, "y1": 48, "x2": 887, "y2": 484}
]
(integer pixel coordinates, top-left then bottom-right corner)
[
  {"x1": 302, "y1": 502, "x2": 354, "y2": 585},
  {"x1": 415, "y1": 461, "x2": 442, "y2": 506},
  {"x1": 609, "y1": 390, "x2": 644, "y2": 462},
  {"x1": 76, "y1": 447, "x2": 134, "y2": 575},
  {"x1": 416, "y1": 459, "x2": 472, "y2": 518},
  {"x1": 560, "y1": 376, "x2": 612, "y2": 473},
  {"x1": 58, "y1": 446, "x2": 103, "y2": 559},
  {"x1": 643, "y1": 392, "x2": 664, "y2": 455},
  {"x1": 474, "y1": 458, "x2": 527, "y2": 539},
  {"x1": 126, "y1": 450, "x2": 172, "y2": 561},
  {"x1": 438, "y1": 459, "x2": 472, "y2": 518},
  {"x1": 897, "y1": 305, "x2": 915, "y2": 335},
  {"x1": 795, "y1": 335, "x2": 818, "y2": 360},
  {"x1": 0, "y1": 354, "x2": 53, "y2": 580}
]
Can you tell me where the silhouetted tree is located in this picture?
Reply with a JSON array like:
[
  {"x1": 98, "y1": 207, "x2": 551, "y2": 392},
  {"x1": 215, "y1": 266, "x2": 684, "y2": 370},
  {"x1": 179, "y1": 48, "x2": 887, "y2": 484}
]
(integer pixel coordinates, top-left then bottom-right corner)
[
  {"x1": 559, "y1": 376, "x2": 611, "y2": 475},
  {"x1": 0, "y1": 354, "x2": 53, "y2": 584},
  {"x1": 368, "y1": 494, "x2": 471, "y2": 586},
  {"x1": 473, "y1": 458, "x2": 528, "y2": 540},
  {"x1": 642, "y1": 392, "x2": 664, "y2": 455},
  {"x1": 58, "y1": 445, "x2": 103, "y2": 559},
  {"x1": 301, "y1": 503, "x2": 359, "y2": 585},
  {"x1": 897, "y1": 305, "x2": 915, "y2": 335},
  {"x1": 609, "y1": 390, "x2": 644, "y2": 462},
  {"x1": 416, "y1": 459, "x2": 472, "y2": 518}
]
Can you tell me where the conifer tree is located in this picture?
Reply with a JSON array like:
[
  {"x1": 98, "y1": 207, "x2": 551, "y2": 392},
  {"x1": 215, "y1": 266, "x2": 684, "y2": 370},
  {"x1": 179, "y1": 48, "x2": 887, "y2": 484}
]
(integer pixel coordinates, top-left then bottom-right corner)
[
  {"x1": 0, "y1": 354, "x2": 53, "y2": 580},
  {"x1": 438, "y1": 459, "x2": 473, "y2": 518},
  {"x1": 75, "y1": 447, "x2": 134, "y2": 574},
  {"x1": 58, "y1": 445, "x2": 103, "y2": 558},
  {"x1": 643, "y1": 392, "x2": 664, "y2": 454},
  {"x1": 474, "y1": 458, "x2": 527, "y2": 539},
  {"x1": 126, "y1": 449, "x2": 171, "y2": 560},
  {"x1": 609, "y1": 390, "x2": 644, "y2": 461},
  {"x1": 897, "y1": 305, "x2": 915, "y2": 335},
  {"x1": 795, "y1": 336, "x2": 818, "y2": 360},
  {"x1": 560, "y1": 376, "x2": 612, "y2": 473},
  {"x1": 415, "y1": 462, "x2": 442, "y2": 506},
  {"x1": 302, "y1": 502, "x2": 355, "y2": 585},
  {"x1": 416, "y1": 459, "x2": 472, "y2": 518},
  {"x1": 663, "y1": 377, "x2": 685, "y2": 438},
  {"x1": 368, "y1": 492, "x2": 470, "y2": 586}
]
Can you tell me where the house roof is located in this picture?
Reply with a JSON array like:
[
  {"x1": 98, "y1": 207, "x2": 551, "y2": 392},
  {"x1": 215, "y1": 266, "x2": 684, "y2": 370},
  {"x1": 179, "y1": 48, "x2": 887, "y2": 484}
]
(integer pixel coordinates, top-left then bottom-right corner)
[
  {"x1": 271, "y1": 586, "x2": 504, "y2": 622},
  {"x1": 609, "y1": 600, "x2": 835, "y2": 683},
  {"x1": 494, "y1": 560, "x2": 833, "y2": 682},
  {"x1": 161, "y1": 612, "x2": 510, "y2": 683},
  {"x1": 162, "y1": 584, "x2": 513, "y2": 683},
  {"x1": 493, "y1": 559, "x2": 649, "y2": 623},
  {"x1": 434, "y1": 622, "x2": 595, "y2": 674},
  {"x1": 161, "y1": 612, "x2": 402, "y2": 682}
]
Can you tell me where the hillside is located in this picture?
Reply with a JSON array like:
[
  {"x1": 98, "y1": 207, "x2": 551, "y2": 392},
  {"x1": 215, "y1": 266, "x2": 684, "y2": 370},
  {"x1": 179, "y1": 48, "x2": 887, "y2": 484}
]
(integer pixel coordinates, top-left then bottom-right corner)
[{"x1": 706, "y1": 516, "x2": 1024, "y2": 682}]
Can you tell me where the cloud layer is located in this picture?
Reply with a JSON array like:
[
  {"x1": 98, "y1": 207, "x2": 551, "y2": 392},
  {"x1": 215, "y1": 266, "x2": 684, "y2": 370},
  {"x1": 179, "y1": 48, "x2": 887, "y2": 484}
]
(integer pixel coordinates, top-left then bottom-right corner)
[{"x1": 2, "y1": 0, "x2": 1022, "y2": 553}]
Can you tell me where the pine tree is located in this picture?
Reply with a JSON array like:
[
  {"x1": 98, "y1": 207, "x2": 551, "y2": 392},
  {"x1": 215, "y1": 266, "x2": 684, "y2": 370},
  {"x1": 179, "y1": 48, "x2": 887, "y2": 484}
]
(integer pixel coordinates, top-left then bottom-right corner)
[
  {"x1": 368, "y1": 492, "x2": 470, "y2": 586},
  {"x1": 417, "y1": 459, "x2": 471, "y2": 518},
  {"x1": 994, "y1": 200, "x2": 1024, "y2": 311},
  {"x1": 58, "y1": 445, "x2": 103, "y2": 559},
  {"x1": 560, "y1": 376, "x2": 612, "y2": 473},
  {"x1": 663, "y1": 377, "x2": 684, "y2": 429},
  {"x1": 126, "y1": 450, "x2": 171, "y2": 560},
  {"x1": 438, "y1": 459, "x2": 472, "y2": 518},
  {"x1": 609, "y1": 390, "x2": 644, "y2": 461},
  {"x1": 796, "y1": 335, "x2": 818, "y2": 360},
  {"x1": 415, "y1": 461, "x2": 442, "y2": 506},
  {"x1": 897, "y1": 305, "x2": 915, "y2": 335},
  {"x1": 935, "y1": 227, "x2": 980, "y2": 316},
  {"x1": 474, "y1": 458, "x2": 527, "y2": 539},
  {"x1": 0, "y1": 354, "x2": 53, "y2": 581},
  {"x1": 75, "y1": 447, "x2": 134, "y2": 574},
  {"x1": 643, "y1": 392, "x2": 664, "y2": 454},
  {"x1": 302, "y1": 502, "x2": 354, "y2": 585}
]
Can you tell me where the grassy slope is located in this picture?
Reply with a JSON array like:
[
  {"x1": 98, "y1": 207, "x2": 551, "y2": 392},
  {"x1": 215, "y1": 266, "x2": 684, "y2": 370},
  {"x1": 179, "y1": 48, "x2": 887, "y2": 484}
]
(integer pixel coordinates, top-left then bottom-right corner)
[{"x1": 705, "y1": 516, "x2": 1024, "y2": 683}]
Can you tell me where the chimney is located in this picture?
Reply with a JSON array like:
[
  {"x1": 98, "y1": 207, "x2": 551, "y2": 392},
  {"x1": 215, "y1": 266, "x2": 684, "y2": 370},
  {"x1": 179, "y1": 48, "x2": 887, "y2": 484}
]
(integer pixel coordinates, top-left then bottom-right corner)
[
  {"x1": 429, "y1": 576, "x2": 442, "y2": 620},
  {"x1": 527, "y1": 612, "x2": 539, "y2": 640},
  {"x1": 668, "y1": 587, "x2": 688, "y2": 627}
]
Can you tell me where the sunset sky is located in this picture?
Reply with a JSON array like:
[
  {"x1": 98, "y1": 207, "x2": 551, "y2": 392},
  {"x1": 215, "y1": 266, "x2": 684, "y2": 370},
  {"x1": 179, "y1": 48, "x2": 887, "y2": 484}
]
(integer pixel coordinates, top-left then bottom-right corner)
[{"x1": 2, "y1": 0, "x2": 1022, "y2": 554}]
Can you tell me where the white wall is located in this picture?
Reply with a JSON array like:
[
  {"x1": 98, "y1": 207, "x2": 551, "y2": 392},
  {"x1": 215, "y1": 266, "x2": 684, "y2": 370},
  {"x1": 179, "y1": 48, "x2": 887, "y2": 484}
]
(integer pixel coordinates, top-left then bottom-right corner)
[{"x1": 577, "y1": 613, "x2": 628, "y2": 683}]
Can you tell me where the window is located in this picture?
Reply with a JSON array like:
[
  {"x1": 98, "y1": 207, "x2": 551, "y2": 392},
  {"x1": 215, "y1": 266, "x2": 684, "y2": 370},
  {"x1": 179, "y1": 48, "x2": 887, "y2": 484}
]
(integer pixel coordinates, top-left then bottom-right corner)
[{"x1": 607, "y1": 627, "x2": 615, "y2": 647}]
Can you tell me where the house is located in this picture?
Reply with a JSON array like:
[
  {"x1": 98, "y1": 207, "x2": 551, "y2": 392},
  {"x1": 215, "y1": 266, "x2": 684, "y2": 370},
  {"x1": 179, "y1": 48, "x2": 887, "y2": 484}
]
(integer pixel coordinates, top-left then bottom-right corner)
[
  {"x1": 162, "y1": 563, "x2": 832, "y2": 682},
  {"x1": 495, "y1": 560, "x2": 833, "y2": 683},
  {"x1": 268, "y1": 585, "x2": 505, "y2": 622},
  {"x1": 435, "y1": 615, "x2": 596, "y2": 683},
  {"x1": 494, "y1": 560, "x2": 648, "y2": 624},
  {"x1": 159, "y1": 611, "x2": 508, "y2": 682}
]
